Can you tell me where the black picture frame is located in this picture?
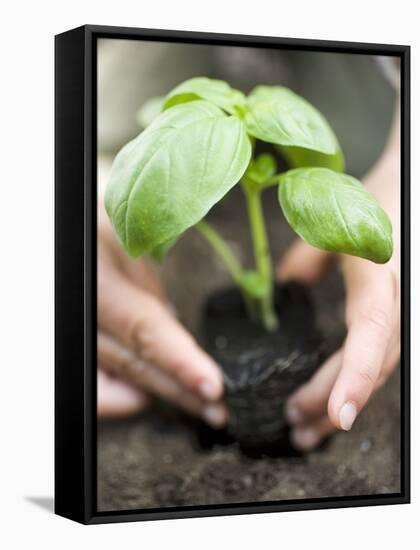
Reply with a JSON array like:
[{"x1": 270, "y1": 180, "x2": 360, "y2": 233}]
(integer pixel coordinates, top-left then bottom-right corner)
[{"x1": 55, "y1": 24, "x2": 410, "y2": 525}]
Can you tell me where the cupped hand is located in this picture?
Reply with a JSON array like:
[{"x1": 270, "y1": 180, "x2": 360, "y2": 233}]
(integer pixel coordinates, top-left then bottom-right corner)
[
  {"x1": 278, "y1": 154, "x2": 401, "y2": 451},
  {"x1": 97, "y1": 187, "x2": 227, "y2": 428}
]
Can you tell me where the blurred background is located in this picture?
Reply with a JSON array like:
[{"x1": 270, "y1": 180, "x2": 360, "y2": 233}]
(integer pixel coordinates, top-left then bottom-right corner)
[{"x1": 98, "y1": 38, "x2": 397, "y2": 175}]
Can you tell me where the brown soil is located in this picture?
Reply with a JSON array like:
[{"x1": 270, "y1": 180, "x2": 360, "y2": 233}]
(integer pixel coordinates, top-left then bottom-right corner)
[{"x1": 97, "y1": 186, "x2": 400, "y2": 511}]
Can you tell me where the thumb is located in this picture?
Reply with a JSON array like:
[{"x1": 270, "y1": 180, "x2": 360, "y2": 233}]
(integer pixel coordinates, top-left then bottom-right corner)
[{"x1": 277, "y1": 240, "x2": 334, "y2": 285}]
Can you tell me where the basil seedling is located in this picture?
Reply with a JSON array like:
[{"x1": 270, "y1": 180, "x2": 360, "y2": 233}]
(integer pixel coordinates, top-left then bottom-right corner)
[{"x1": 106, "y1": 77, "x2": 393, "y2": 332}]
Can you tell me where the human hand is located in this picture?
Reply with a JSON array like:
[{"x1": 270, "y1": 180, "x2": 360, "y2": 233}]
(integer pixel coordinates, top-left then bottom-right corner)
[
  {"x1": 97, "y1": 166, "x2": 226, "y2": 427},
  {"x1": 278, "y1": 150, "x2": 401, "y2": 451}
]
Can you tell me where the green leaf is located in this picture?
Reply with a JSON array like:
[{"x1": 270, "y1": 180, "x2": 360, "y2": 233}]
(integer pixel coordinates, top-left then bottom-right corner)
[
  {"x1": 245, "y1": 86, "x2": 341, "y2": 156},
  {"x1": 163, "y1": 77, "x2": 246, "y2": 115},
  {"x1": 278, "y1": 167, "x2": 393, "y2": 264},
  {"x1": 105, "y1": 100, "x2": 252, "y2": 257},
  {"x1": 278, "y1": 144, "x2": 345, "y2": 172},
  {"x1": 245, "y1": 153, "x2": 277, "y2": 185},
  {"x1": 136, "y1": 96, "x2": 165, "y2": 128},
  {"x1": 149, "y1": 237, "x2": 177, "y2": 262}
]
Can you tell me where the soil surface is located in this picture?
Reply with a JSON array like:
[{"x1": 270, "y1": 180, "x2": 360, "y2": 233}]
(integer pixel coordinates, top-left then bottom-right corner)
[{"x1": 97, "y1": 186, "x2": 400, "y2": 511}]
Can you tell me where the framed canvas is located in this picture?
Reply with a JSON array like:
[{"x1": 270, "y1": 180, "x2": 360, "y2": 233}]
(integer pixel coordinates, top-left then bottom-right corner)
[{"x1": 55, "y1": 24, "x2": 410, "y2": 524}]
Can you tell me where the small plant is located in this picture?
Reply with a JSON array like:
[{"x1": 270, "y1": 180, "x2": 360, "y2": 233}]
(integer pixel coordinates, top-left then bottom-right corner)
[{"x1": 105, "y1": 77, "x2": 393, "y2": 332}]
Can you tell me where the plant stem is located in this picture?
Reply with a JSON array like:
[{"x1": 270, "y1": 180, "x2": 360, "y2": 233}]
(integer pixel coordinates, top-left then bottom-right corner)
[
  {"x1": 195, "y1": 184, "x2": 278, "y2": 333},
  {"x1": 195, "y1": 220, "x2": 244, "y2": 286},
  {"x1": 243, "y1": 184, "x2": 278, "y2": 332}
]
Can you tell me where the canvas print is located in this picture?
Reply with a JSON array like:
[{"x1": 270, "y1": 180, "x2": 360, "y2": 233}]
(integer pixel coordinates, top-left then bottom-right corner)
[{"x1": 96, "y1": 38, "x2": 401, "y2": 512}]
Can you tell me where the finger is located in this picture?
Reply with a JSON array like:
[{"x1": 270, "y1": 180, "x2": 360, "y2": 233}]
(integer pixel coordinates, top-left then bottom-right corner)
[
  {"x1": 290, "y1": 415, "x2": 336, "y2": 451},
  {"x1": 285, "y1": 350, "x2": 342, "y2": 425},
  {"x1": 328, "y1": 268, "x2": 395, "y2": 431},
  {"x1": 123, "y1": 258, "x2": 166, "y2": 301},
  {"x1": 97, "y1": 369, "x2": 149, "y2": 418},
  {"x1": 287, "y1": 326, "x2": 399, "y2": 428},
  {"x1": 98, "y1": 266, "x2": 223, "y2": 401},
  {"x1": 277, "y1": 240, "x2": 333, "y2": 285},
  {"x1": 376, "y1": 336, "x2": 400, "y2": 389},
  {"x1": 98, "y1": 332, "x2": 227, "y2": 428},
  {"x1": 376, "y1": 300, "x2": 400, "y2": 388}
]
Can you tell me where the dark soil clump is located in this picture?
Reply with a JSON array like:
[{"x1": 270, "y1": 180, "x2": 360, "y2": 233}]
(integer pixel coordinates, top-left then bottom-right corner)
[{"x1": 203, "y1": 282, "x2": 320, "y2": 453}]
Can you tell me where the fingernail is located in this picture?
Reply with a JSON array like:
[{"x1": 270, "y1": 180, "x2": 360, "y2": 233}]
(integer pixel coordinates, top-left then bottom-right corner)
[
  {"x1": 203, "y1": 405, "x2": 226, "y2": 428},
  {"x1": 285, "y1": 404, "x2": 303, "y2": 425},
  {"x1": 291, "y1": 427, "x2": 320, "y2": 451},
  {"x1": 199, "y1": 380, "x2": 220, "y2": 401},
  {"x1": 339, "y1": 401, "x2": 357, "y2": 431}
]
